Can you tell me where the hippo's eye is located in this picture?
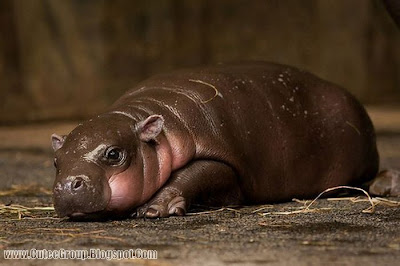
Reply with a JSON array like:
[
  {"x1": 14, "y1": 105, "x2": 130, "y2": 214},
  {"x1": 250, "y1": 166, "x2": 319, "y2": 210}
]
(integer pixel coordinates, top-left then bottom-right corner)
[{"x1": 104, "y1": 147, "x2": 125, "y2": 165}]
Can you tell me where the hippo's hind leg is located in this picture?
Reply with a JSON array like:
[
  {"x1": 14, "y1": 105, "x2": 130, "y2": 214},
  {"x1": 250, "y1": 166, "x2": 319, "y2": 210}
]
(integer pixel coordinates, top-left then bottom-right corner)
[
  {"x1": 368, "y1": 169, "x2": 400, "y2": 197},
  {"x1": 135, "y1": 160, "x2": 244, "y2": 218}
]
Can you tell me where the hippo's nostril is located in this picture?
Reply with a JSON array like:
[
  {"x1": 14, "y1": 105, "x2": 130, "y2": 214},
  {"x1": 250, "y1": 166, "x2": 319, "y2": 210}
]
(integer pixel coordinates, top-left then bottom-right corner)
[{"x1": 72, "y1": 178, "x2": 84, "y2": 190}]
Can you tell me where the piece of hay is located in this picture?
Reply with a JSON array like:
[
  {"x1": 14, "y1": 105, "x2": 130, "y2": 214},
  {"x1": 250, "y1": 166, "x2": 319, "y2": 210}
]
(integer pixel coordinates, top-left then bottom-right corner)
[
  {"x1": 328, "y1": 196, "x2": 400, "y2": 207},
  {"x1": 251, "y1": 205, "x2": 274, "y2": 214},
  {"x1": 263, "y1": 207, "x2": 333, "y2": 215},
  {"x1": 263, "y1": 185, "x2": 376, "y2": 216},
  {"x1": 0, "y1": 203, "x2": 55, "y2": 220},
  {"x1": 304, "y1": 186, "x2": 375, "y2": 213},
  {"x1": 187, "y1": 207, "x2": 241, "y2": 216}
]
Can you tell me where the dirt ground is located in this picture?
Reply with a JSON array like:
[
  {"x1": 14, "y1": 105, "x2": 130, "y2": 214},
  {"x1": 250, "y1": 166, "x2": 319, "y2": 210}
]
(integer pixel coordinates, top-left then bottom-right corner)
[{"x1": 0, "y1": 106, "x2": 400, "y2": 266}]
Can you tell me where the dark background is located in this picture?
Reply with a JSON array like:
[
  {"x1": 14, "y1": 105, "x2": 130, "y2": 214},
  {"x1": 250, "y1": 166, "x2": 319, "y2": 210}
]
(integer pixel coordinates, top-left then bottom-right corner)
[{"x1": 0, "y1": 0, "x2": 399, "y2": 124}]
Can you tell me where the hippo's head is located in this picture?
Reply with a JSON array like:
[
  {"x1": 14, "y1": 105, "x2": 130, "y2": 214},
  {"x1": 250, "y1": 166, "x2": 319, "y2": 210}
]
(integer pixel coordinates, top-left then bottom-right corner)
[{"x1": 51, "y1": 113, "x2": 172, "y2": 220}]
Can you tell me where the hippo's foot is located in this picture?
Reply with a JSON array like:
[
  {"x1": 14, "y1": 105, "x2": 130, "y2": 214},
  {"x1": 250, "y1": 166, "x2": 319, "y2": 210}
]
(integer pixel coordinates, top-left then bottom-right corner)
[
  {"x1": 369, "y1": 169, "x2": 400, "y2": 197},
  {"x1": 135, "y1": 188, "x2": 187, "y2": 218},
  {"x1": 133, "y1": 160, "x2": 243, "y2": 219}
]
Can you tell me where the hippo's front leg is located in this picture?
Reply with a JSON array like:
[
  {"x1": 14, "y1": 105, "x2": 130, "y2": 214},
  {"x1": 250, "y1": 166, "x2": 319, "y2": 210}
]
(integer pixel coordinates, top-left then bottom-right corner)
[{"x1": 135, "y1": 160, "x2": 244, "y2": 218}]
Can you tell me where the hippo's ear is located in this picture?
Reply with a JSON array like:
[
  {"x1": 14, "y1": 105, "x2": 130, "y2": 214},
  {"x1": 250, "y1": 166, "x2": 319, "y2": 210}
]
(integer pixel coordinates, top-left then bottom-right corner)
[
  {"x1": 137, "y1": 115, "x2": 164, "y2": 142},
  {"x1": 51, "y1": 134, "x2": 66, "y2": 151}
]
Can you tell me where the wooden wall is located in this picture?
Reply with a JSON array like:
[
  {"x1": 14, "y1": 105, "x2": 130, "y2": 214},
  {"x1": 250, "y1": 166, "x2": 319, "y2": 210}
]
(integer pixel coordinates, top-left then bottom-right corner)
[{"x1": 0, "y1": 0, "x2": 399, "y2": 124}]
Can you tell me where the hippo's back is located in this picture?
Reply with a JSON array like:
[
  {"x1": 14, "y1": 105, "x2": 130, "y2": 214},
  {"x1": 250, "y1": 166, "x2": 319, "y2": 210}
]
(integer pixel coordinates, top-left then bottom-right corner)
[{"x1": 112, "y1": 62, "x2": 379, "y2": 203}]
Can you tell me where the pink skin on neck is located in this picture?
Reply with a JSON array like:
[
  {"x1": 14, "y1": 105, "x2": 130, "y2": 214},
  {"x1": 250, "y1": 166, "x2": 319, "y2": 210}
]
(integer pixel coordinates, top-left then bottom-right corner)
[{"x1": 106, "y1": 136, "x2": 173, "y2": 213}]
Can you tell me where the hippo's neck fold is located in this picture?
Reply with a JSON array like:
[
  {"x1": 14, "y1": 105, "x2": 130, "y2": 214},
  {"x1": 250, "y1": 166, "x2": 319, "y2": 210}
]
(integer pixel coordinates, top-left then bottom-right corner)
[{"x1": 154, "y1": 135, "x2": 173, "y2": 190}]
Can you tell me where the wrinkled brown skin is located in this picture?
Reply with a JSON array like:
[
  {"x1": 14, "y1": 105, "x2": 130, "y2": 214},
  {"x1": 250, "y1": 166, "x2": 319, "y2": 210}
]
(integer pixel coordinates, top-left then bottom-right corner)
[{"x1": 52, "y1": 62, "x2": 381, "y2": 220}]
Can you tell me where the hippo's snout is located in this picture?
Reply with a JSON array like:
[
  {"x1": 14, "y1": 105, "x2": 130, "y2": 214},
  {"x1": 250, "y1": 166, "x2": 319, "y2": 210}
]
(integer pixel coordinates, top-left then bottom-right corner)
[
  {"x1": 54, "y1": 175, "x2": 93, "y2": 196},
  {"x1": 71, "y1": 176, "x2": 85, "y2": 191},
  {"x1": 53, "y1": 174, "x2": 111, "y2": 219}
]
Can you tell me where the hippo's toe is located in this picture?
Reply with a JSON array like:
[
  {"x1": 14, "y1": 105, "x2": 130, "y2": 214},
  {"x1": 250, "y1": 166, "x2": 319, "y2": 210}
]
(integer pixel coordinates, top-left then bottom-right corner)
[
  {"x1": 134, "y1": 192, "x2": 188, "y2": 218},
  {"x1": 167, "y1": 196, "x2": 186, "y2": 215}
]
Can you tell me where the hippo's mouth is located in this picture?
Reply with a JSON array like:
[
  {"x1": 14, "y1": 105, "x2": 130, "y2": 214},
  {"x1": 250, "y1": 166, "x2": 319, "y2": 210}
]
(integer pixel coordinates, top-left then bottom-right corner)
[
  {"x1": 67, "y1": 211, "x2": 108, "y2": 221},
  {"x1": 67, "y1": 210, "x2": 130, "y2": 221}
]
